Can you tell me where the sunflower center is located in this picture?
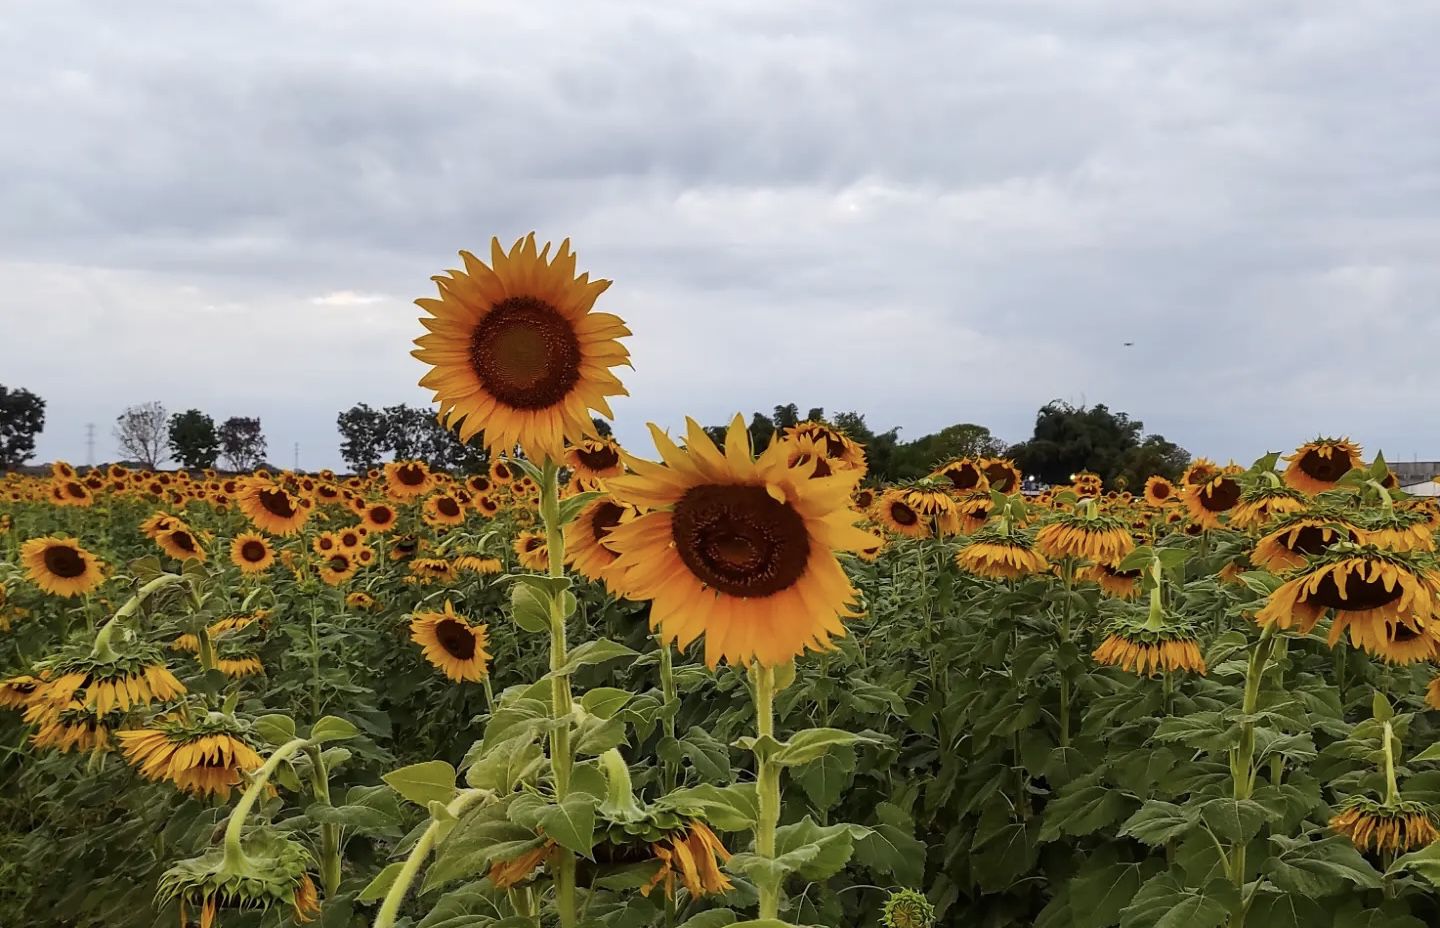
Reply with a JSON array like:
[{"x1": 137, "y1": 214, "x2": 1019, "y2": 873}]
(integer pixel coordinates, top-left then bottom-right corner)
[
  {"x1": 1286, "y1": 524, "x2": 1350, "y2": 555},
  {"x1": 983, "y1": 464, "x2": 1016, "y2": 492},
  {"x1": 370, "y1": 506, "x2": 395, "y2": 525},
  {"x1": 437, "y1": 497, "x2": 462, "y2": 518},
  {"x1": 43, "y1": 545, "x2": 87, "y2": 579},
  {"x1": 889, "y1": 501, "x2": 919, "y2": 526},
  {"x1": 434, "y1": 618, "x2": 477, "y2": 660},
  {"x1": 941, "y1": 465, "x2": 982, "y2": 491},
  {"x1": 469, "y1": 296, "x2": 582, "y2": 410},
  {"x1": 576, "y1": 445, "x2": 620, "y2": 472},
  {"x1": 1151, "y1": 483, "x2": 1172, "y2": 499},
  {"x1": 524, "y1": 537, "x2": 545, "y2": 553},
  {"x1": 329, "y1": 555, "x2": 350, "y2": 571},
  {"x1": 1309, "y1": 567, "x2": 1406, "y2": 612},
  {"x1": 171, "y1": 531, "x2": 197, "y2": 553},
  {"x1": 258, "y1": 488, "x2": 296, "y2": 518},
  {"x1": 590, "y1": 501, "x2": 626, "y2": 543},
  {"x1": 1200, "y1": 478, "x2": 1242, "y2": 512},
  {"x1": 1298, "y1": 447, "x2": 1353, "y2": 483},
  {"x1": 672, "y1": 484, "x2": 810, "y2": 597},
  {"x1": 240, "y1": 540, "x2": 267, "y2": 562}
]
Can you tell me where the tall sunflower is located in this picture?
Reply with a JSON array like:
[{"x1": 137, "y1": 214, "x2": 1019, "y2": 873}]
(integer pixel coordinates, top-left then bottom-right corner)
[
  {"x1": 980, "y1": 458, "x2": 1023, "y2": 493},
  {"x1": 1182, "y1": 466, "x2": 1243, "y2": 530},
  {"x1": 1251, "y1": 514, "x2": 1361, "y2": 572},
  {"x1": 1229, "y1": 483, "x2": 1308, "y2": 531},
  {"x1": 20, "y1": 537, "x2": 105, "y2": 597},
  {"x1": 237, "y1": 480, "x2": 309, "y2": 536},
  {"x1": 784, "y1": 421, "x2": 867, "y2": 472},
  {"x1": 932, "y1": 458, "x2": 986, "y2": 493},
  {"x1": 565, "y1": 437, "x2": 625, "y2": 479},
  {"x1": 955, "y1": 528, "x2": 1048, "y2": 580},
  {"x1": 1034, "y1": 512, "x2": 1134, "y2": 564},
  {"x1": 384, "y1": 461, "x2": 433, "y2": 500},
  {"x1": 413, "y1": 234, "x2": 631, "y2": 462},
  {"x1": 1284, "y1": 438, "x2": 1362, "y2": 495},
  {"x1": 157, "y1": 527, "x2": 206, "y2": 562},
  {"x1": 410, "y1": 601, "x2": 491, "y2": 682},
  {"x1": 1142, "y1": 476, "x2": 1176, "y2": 507},
  {"x1": 564, "y1": 496, "x2": 636, "y2": 586},
  {"x1": 1255, "y1": 546, "x2": 1440, "y2": 643},
  {"x1": 604, "y1": 416, "x2": 876, "y2": 667},
  {"x1": 116, "y1": 720, "x2": 264, "y2": 799},
  {"x1": 875, "y1": 490, "x2": 930, "y2": 539}
]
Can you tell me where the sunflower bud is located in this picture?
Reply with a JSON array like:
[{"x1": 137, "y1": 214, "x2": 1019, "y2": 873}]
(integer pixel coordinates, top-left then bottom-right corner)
[{"x1": 882, "y1": 888, "x2": 936, "y2": 928}]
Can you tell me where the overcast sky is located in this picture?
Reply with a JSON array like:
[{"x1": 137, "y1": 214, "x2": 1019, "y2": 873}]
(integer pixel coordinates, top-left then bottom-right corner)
[{"x1": 3, "y1": 1, "x2": 1439, "y2": 471}]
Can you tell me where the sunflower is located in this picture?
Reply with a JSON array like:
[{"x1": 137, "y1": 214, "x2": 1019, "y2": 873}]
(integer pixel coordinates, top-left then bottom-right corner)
[
  {"x1": 1344, "y1": 620, "x2": 1440, "y2": 665},
  {"x1": 1081, "y1": 561, "x2": 1144, "y2": 599},
  {"x1": 237, "y1": 480, "x2": 309, "y2": 536},
  {"x1": 157, "y1": 527, "x2": 206, "y2": 562},
  {"x1": 172, "y1": 613, "x2": 263, "y2": 653},
  {"x1": 514, "y1": 531, "x2": 550, "y2": 571},
  {"x1": 390, "y1": 534, "x2": 421, "y2": 561},
  {"x1": 1229, "y1": 483, "x2": 1308, "y2": 531},
  {"x1": 466, "y1": 474, "x2": 493, "y2": 495},
  {"x1": 423, "y1": 493, "x2": 467, "y2": 527},
  {"x1": 952, "y1": 490, "x2": 994, "y2": 535},
  {"x1": 1251, "y1": 514, "x2": 1361, "y2": 572},
  {"x1": 318, "y1": 552, "x2": 358, "y2": 586},
  {"x1": 784, "y1": 421, "x2": 867, "y2": 472},
  {"x1": 853, "y1": 487, "x2": 876, "y2": 511},
  {"x1": 604, "y1": 415, "x2": 875, "y2": 667},
  {"x1": 490, "y1": 459, "x2": 517, "y2": 485},
  {"x1": 159, "y1": 829, "x2": 320, "y2": 928},
  {"x1": 1093, "y1": 629, "x2": 1206, "y2": 675},
  {"x1": 413, "y1": 234, "x2": 631, "y2": 462},
  {"x1": 1181, "y1": 458, "x2": 1220, "y2": 488},
  {"x1": 1428, "y1": 675, "x2": 1440, "y2": 711},
  {"x1": 1359, "y1": 508, "x2": 1436, "y2": 554},
  {"x1": 361, "y1": 502, "x2": 399, "y2": 534},
  {"x1": 0, "y1": 674, "x2": 41, "y2": 711},
  {"x1": 1255, "y1": 546, "x2": 1440, "y2": 642},
  {"x1": 142, "y1": 511, "x2": 186, "y2": 540},
  {"x1": 955, "y1": 529, "x2": 1049, "y2": 580},
  {"x1": 780, "y1": 434, "x2": 842, "y2": 479},
  {"x1": 116, "y1": 721, "x2": 264, "y2": 798},
  {"x1": 474, "y1": 494, "x2": 501, "y2": 518},
  {"x1": 214, "y1": 655, "x2": 265, "y2": 678},
  {"x1": 1071, "y1": 473, "x2": 1103, "y2": 498},
  {"x1": 27, "y1": 701, "x2": 118, "y2": 753},
  {"x1": 875, "y1": 490, "x2": 930, "y2": 539},
  {"x1": 20, "y1": 537, "x2": 106, "y2": 597},
  {"x1": 1183, "y1": 467, "x2": 1244, "y2": 529},
  {"x1": 35, "y1": 654, "x2": 188, "y2": 716},
  {"x1": 980, "y1": 458, "x2": 1023, "y2": 493},
  {"x1": 933, "y1": 458, "x2": 986, "y2": 493},
  {"x1": 345, "y1": 591, "x2": 378, "y2": 611},
  {"x1": 1285, "y1": 438, "x2": 1362, "y2": 495},
  {"x1": 566, "y1": 436, "x2": 625, "y2": 479},
  {"x1": 455, "y1": 555, "x2": 503, "y2": 574},
  {"x1": 564, "y1": 497, "x2": 636, "y2": 585},
  {"x1": 384, "y1": 460, "x2": 433, "y2": 500},
  {"x1": 490, "y1": 841, "x2": 557, "y2": 889},
  {"x1": 1034, "y1": 513, "x2": 1134, "y2": 564},
  {"x1": 1330, "y1": 797, "x2": 1438, "y2": 853},
  {"x1": 640, "y1": 821, "x2": 734, "y2": 900},
  {"x1": 409, "y1": 557, "x2": 457, "y2": 584},
  {"x1": 230, "y1": 533, "x2": 275, "y2": 574},
  {"x1": 411, "y1": 601, "x2": 491, "y2": 682},
  {"x1": 1141, "y1": 476, "x2": 1176, "y2": 507},
  {"x1": 52, "y1": 479, "x2": 94, "y2": 507}
]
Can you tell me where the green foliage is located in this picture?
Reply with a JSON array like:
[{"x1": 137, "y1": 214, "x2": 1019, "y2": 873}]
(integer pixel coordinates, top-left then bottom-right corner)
[
  {"x1": 0, "y1": 383, "x2": 45, "y2": 469},
  {"x1": 167, "y1": 408, "x2": 221, "y2": 469}
]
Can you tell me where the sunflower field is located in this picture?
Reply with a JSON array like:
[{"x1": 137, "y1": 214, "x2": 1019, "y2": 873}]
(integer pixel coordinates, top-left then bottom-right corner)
[{"x1": 5, "y1": 237, "x2": 1440, "y2": 928}]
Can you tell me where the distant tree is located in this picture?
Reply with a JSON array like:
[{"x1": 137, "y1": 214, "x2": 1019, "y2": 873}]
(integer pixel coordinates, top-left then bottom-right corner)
[
  {"x1": 167, "y1": 409, "x2": 220, "y2": 469},
  {"x1": 772, "y1": 404, "x2": 801, "y2": 431},
  {"x1": 1008, "y1": 401, "x2": 1185, "y2": 489},
  {"x1": 114, "y1": 402, "x2": 169, "y2": 469},
  {"x1": 592, "y1": 417, "x2": 614, "y2": 438},
  {"x1": 1114, "y1": 435, "x2": 1191, "y2": 491},
  {"x1": 0, "y1": 385, "x2": 45, "y2": 470},
  {"x1": 888, "y1": 423, "x2": 1004, "y2": 480},
  {"x1": 218, "y1": 417, "x2": 268, "y2": 472},
  {"x1": 832, "y1": 410, "x2": 901, "y2": 481},
  {"x1": 337, "y1": 403, "x2": 389, "y2": 472}
]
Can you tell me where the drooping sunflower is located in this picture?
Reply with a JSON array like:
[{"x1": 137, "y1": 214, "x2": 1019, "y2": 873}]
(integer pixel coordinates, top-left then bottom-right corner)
[
  {"x1": 34, "y1": 650, "x2": 188, "y2": 716},
  {"x1": 0, "y1": 674, "x2": 41, "y2": 711},
  {"x1": 1251, "y1": 514, "x2": 1362, "y2": 572},
  {"x1": 27, "y1": 701, "x2": 119, "y2": 753},
  {"x1": 423, "y1": 493, "x2": 467, "y2": 527},
  {"x1": 955, "y1": 529, "x2": 1049, "y2": 580},
  {"x1": 894, "y1": 481, "x2": 959, "y2": 524},
  {"x1": 1359, "y1": 508, "x2": 1436, "y2": 554},
  {"x1": 237, "y1": 480, "x2": 309, "y2": 536},
  {"x1": 389, "y1": 534, "x2": 421, "y2": 561},
  {"x1": 1284, "y1": 438, "x2": 1362, "y2": 495},
  {"x1": 564, "y1": 497, "x2": 637, "y2": 585},
  {"x1": 157, "y1": 527, "x2": 206, "y2": 562},
  {"x1": 410, "y1": 601, "x2": 491, "y2": 682},
  {"x1": 229, "y1": 533, "x2": 275, "y2": 574},
  {"x1": 214, "y1": 655, "x2": 265, "y2": 678},
  {"x1": 1330, "y1": 797, "x2": 1438, "y2": 853},
  {"x1": 1142, "y1": 476, "x2": 1176, "y2": 507},
  {"x1": 1071, "y1": 472, "x2": 1103, "y2": 498},
  {"x1": 116, "y1": 720, "x2": 265, "y2": 799},
  {"x1": 514, "y1": 531, "x2": 550, "y2": 571},
  {"x1": 1228, "y1": 483, "x2": 1308, "y2": 531},
  {"x1": 932, "y1": 458, "x2": 986, "y2": 493},
  {"x1": 409, "y1": 557, "x2": 457, "y2": 584},
  {"x1": 640, "y1": 820, "x2": 734, "y2": 900},
  {"x1": 345, "y1": 591, "x2": 378, "y2": 611},
  {"x1": 455, "y1": 555, "x2": 502, "y2": 574},
  {"x1": 1255, "y1": 545, "x2": 1440, "y2": 642},
  {"x1": 158, "y1": 828, "x2": 320, "y2": 928},
  {"x1": 490, "y1": 840, "x2": 557, "y2": 889},
  {"x1": 1182, "y1": 466, "x2": 1244, "y2": 530},
  {"x1": 875, "y1": 490, "x2": 930, "y2": 539},
  {"x1": 413, "y1": 234, "x2": 631, "y2": 462},
  {"x1": 566, "y1": 436, "x2": 625, "y2": 478},
  {"x1": 384, "y1": 460, "x2": 433, "y2": 500},
  {"x1": 20, "y1": 537, "x2": 106, "y2": 597},
  {"x1": 784, "y1": 421, "x2": 867, "y2": 472},
  {"x1": 1093, "y1": 627, "x2": 1206, "y2": 676},
  {"x1": 980, "y1": 458, "x2": 1023, "y2": 493},
  {"x1": 361, "y1": 502, "x2": 399, "y2": 534},
  {"x1": 604, "y1": 416, "x2": 876, "y2": 668},
  {"x1": 1080, "y1": 561, "x2": 1144, "y2": 599},
  {"x1": 1343, "y1": 619, "x2": 1440, "y2": 665},
  {"x1": 1034, "y1": 512, "x2": 1135, "y2": 564}
]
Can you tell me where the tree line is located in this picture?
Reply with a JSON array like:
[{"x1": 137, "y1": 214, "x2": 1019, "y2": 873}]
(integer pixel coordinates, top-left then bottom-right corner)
[{"x1": 1, "y1": 381, "x2": 1190, "y2": 488}]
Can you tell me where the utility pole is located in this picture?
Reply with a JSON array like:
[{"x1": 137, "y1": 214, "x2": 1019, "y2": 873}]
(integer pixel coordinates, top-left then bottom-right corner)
[
  {"x1": 85, "y1": 423, "x2": 95, "y2": 467},
  {"x1": 294, "y1": 442, "x2": 300, "y2": 473}
]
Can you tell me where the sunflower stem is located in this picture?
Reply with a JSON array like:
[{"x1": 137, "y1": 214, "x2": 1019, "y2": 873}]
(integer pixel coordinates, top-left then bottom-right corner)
[
  {"x1": 1228, "y1": 624, "x2": 1278, "y2": 915},
  {"x1": 752, "y1": 663, "x2": 783, "y2": 919},
  {"x1": 304, "y1": 744, "x2": 343, "y2": 896},
  {"x1": 1058, "y1": 559, "x2": 1075, "y2": 748},
  {"x1": 92, "y1": 573, "x2": 185, "y2": 662},
  {"x1": 1383, "y1": 721, "x2": 1400, "y2": 807},
  {"x1": 658, "y1": 638, "x2": 679, "y2": 794},
  {"x1": 372, "y1": 788, "x2": 490, "y2": 928},
  {"x1": 538, "y1": 459, "x2": 578, "y2": 927},
  {"x1": 223, "y1": 737, "x2": 310, "y2": 873}
]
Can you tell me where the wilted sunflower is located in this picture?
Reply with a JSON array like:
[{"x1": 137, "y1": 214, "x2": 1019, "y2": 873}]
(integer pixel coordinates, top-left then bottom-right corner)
[
  {"x1": 35, "y1": 650, "x2": 188, "y2": 716},
  {"x1": 410, "y1": 601, "x2": 491, "y2": 682},
  {"x1": 20, "y1": 536, "x2": 105, "y2": 597},
  {"x1": 237, "y1": 480, "x2": 309, "y2": 536},
  {"x1": 408, "y1": 557, "x2": 457, "y2": 584},
  {"x1": 1229, "y1": 482, "x2": 1308, "y2": 531},
  {"x1": 604, "y1": 416, "x2": 875, "y2": 668},
  {"x1": 566, "y1": 436, "x2": 625, "y2": 478},
  {"x1": 158, "y1": 828, "x2": 320, "y2": 928},
  {"x1": 490, "y1": 840, "x2": 557, "y2": 889},
  {"x1": 1035, "y1": 512, "x2": 1134, "y2": 564},
  {"x1": 1093, "y1": 627, "x2": 1206, "y2": 676},
  {"x1": 1183, "y1": 467, "x2": 1243, "y2": 530},
  {"x1": 172, "y1": 613, "x2": 263, "y2": 653},
  {"x1": 565, "y1": 497, "x2": 636, "y2": 586},
  {"x1": 413, "y1": 234, "x2": 630, "y2": 462},
  {"x1": 157, "y1": 527, "x2": 206, "y2": 562},
  {"x1": 1285, "y1": 437, "x2": 1362, "y2": 495},
  {"x1": 1081, "y1": 561, "x2": 1144, "y2": 599},
  {"x1": 1142, "y1": 476, "x2": 1176, "y2": 507},
  {"x1": 933, "y1": 458, "x2": 986, "y2": 493},
  {"x1": 1330, "y1": 797, "x2": 1438, "y2": 853},
  {"x1": 514, "y1": 531, "x2": 549, "y2": 571},
  {"x1": 384, "y1": 460, "x2": 433, "y2": 500},
  {"x1": 214, "y1": 655, "x2": 265, "y2": 678},
  {"x1": 1255, "y1": 545, "x2": 1440, "y2": 642},
  {"x1": 116, "y1": 718, "x2": 264, "y2": 798},
  {"x1": 1251, "y1": 514, "x2": 1361, "y2": 572},
  {"x1": 640, "y1": 820, "x2": 734, "y2": 900},
  {"x1": 1359, "y1": 508, "x2": 1436, "y2": 554},
  {"x1": 389, "y1": 534, "x2": 421, "y2": 562},
  {"x1": 875, "y1": 490, "x2": 930, "y2": 539},
  {"x1": 784, "y1": 421, "x2": 867, "y2": 472},
  {"x1": 27, "y1": 701, "x2": 119, "y2": 753},
  {"x1": 1343, "y1": 620, "x2": 1440, "y2": 665},
  {"x1": 0, "y1": 674, "x2": 41, "y2": 710},
  {"x1": 229, "y1": 533, "x2": 275, "y2": 574},
  {"x1": 979, "y1": 457, "x2": 1022, "y2": 493},
  {"x1": 955, "y1": 529, "x2": 1048, "y2": 580}
]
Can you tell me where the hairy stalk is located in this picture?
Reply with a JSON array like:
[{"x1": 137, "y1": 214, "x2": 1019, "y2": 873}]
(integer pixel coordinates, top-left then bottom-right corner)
[
  {"x1": 223, "y1": 737, "x2": 310, "y2": 872},
  {"x1": 372, "y1": 789, "x2": 489, "y2": 928},
  {"x1": 539, "y1": 460, "x2": 578, "y2": 927},
  {"x1": 1227, "y1": 624, "x2": 1278, "y2": 927},
  {"x1": 752, "y1": 664, "x2": 782, "y2": 919},
  {"x1": 305, "y1": 745, "x2": 342, "y2": 895},
  {"x1": 92, "y1": 573, "x2": 186, "y2": 661},
  {"x1": 658, "y1": 640, "x2": 678, "y2": 794},
  {"x1": 1058, "y1": 559, "x2": 1075, "y2": 748}
]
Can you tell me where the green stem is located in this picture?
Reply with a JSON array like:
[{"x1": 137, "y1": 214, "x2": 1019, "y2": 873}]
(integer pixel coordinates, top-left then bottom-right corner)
[
  {"x1": 538, "y1": 459, "x2": 577, "y2": 927},
  {"x1": 658, "y1": 639, "x2": 678, "y2": 793},
  {"x1": 92, "y1": 573, "x2": 186, "y2": 661},
  {"x1": 753, "y1": 664, "x2": 782, "y2": 919},
  {"x1": 1228, "y1": 625, "x2": 1278, "y2": 921},
  {"x1": 223, "y1": 737, "x2": 310, "y2": 872},
  {"x1": 372, "y1": 789, "x2": 489, "y2": 928},
  {"x1": 305, "y1": 745, "x2": 342, "y2": 895},
  {"x1": 1058, "y1": 560, "x2": 1074, "y2": 748},
  {"x1": 1383, "y1": 721, "x2": 1400, "y2": 807}
]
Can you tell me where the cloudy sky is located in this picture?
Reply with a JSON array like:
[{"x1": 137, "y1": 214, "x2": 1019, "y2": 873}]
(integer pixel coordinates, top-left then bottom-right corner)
[{"x1": 3, "y1": 1, "x2": 1439, "y2": 471}]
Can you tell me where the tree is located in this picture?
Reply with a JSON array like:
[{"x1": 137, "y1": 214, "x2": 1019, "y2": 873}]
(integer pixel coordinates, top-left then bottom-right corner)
[
  {"x1": 887, "y1": 422, "x2": 1002, "y2": 480},
  {"x1": 0, "y1": 385, "x2": 45, "y2": 470},
  {"x1": 1114, "y1": 435, "x2": 1191, "y2": 491},
  {"x1": 337, "y1": 404, "x2": 389, "y2": 472},
  {"x1": 219, "y1": 417, "x2": 268, "y2": 472},
  {"x1": 592, "y1": 417, "x2": 613, "y2": 438},
  {"x1": 114, "y1": 402, "x2": 169, "y2": 469},
  {"x1": 1007, "y1": 401, "x2": 1187, "y2": 489},
  {"x1": 167, "y1": 409, "x2": 220, "y2": 469}
]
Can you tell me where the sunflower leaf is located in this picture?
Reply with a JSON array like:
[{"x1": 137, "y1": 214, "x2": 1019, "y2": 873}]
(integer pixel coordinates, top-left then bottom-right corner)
[
  {"x1": 251, "y1": 714, "x2": 296, "y2": 746},
  {"x1": 773, "y1": 728, "x2": 885, "y2": 767},
  {"x1": 310, "y1": 715, "x2": 359, "y2": 744},
  {"x1": 509, "y1": 583, "x2": 550, "y2": 634},
  {"x1": 537, "y1": 793, "x2": 598, "y2": 857},
  {"x1": 383, "y1": 760, "x2": 458, "y2": 808},
  {"x1": 358, "y1": 862, "x2": 404, "y2": 903},
  {"x1": 557, "y1": 492, "x2": 602, "y2": 526},
  {"x1": 549, "y1": 639, "x2": 639, "y2": 677}
]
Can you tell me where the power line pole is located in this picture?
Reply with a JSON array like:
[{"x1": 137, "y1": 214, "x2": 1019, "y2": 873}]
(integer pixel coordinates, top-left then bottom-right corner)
[
  {"x1": 294, "y1": 442, "x2": 300, "y2": 473},
  {"x1": 85, "y1": 423, "x2": 95, "y2": 467}
]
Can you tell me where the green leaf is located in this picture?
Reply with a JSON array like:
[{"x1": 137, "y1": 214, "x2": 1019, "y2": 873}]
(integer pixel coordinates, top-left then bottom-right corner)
[
  {"x1": 383, "y1": 760, "x2": 458, "y2": 808},
  {"x1": 574, "y1": 715, "x2": 628, "y2": 756},
  {"x1": 677, "y1": 913, "x2": 739, "y2": 928},
  {"x1": 557, "y1": 491, "x2": 602, "y2": 526},
  {"x1": 1412, "y1": 741, "x2": 1440, "y2": 763},
  {"x1": 1263, "y1": 834, "x2": 1383, "y2": 896},
  {"x1": 551, "y1": 639, "x2": 639, "y2": 677},
  {"x1": 795, "y1": 747, "x2": 855, "y2": 811},
  {"x1": 251, "y1": 714, "x2": 296, "y2": 746},
  {"x1": 465, "y1": 734, "x2": 545, "y2": 793},
  {"x1": 1390, "y1": 839, "x2": 1440, "y2": 887},
  {"x1": 1199, "y1": 797, "x2": 1277, "y2": 843},
  {"x1": 1040, "y1": 784, "x2": 1138, "y2": 842},
  {"x1": 305, "y1": 802, "x2": 400, "y2": 831},
  {"x1": 580, "y1": 687, "x2": 632, "y2": 720},
  {"x1": 1373, "y1": 691, "x2": 1394, "y2": 723},
  {"x1": 508, "y1": 573, "x2": 573, "y2": 597},
  {"x1": 853, "y1": 821, "x2": 925, "y2": 886},
  {"x1": 358, "y1": 862, "x2": 404, "y2": 903},
  {"x1": 1119, "y1": 801, "x2": 1197, "y2": 846},
  {"x1": 773, "y1": 728, "x2": 884, "y2": 767},
  {"x1": 1153, "y1": 713, "x2": 1240, "y2": 753},
  {"x1": 657, "y1": 783, "x2": 759, "y2": 831},
  {"x1": 509, "y1": 582, "x2": 550, "y2": 634},
  {"x1": 1119, "y1": 874, "x2": 1236, "y2": 928},
  {"x1": 729, "y1": 817, "x2": 866, "y2": 884},
  {"x1": 310, "y1": 715, "x2": 359, "y2": 744},
  {"x1": 1070, "y1": 860, "x2": 1155, "y2": 928},
  {"x1": 537, "y1": 793, "x2": 598, "y2": 857},
  {"x1": 658, "y1": 727, "x2": 731, "y2": 782}
]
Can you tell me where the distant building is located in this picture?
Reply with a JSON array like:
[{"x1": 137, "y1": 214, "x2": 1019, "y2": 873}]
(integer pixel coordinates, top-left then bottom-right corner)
[{"x1": 1392, "y1": 461, "x2": 1440, "y2": 487}]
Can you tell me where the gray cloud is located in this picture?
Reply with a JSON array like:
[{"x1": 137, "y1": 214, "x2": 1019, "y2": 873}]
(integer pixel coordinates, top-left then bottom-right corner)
[{"x1": 2, "y1": 0, "x2": 1439, "y2": 470}]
